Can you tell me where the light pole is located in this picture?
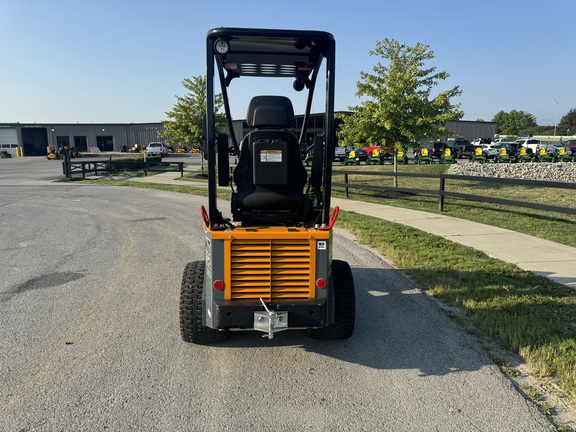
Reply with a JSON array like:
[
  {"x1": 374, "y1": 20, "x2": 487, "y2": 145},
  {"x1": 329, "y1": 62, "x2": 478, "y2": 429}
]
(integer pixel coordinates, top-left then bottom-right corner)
[{"x1": 554, "y1": 99, "x2": 559, "y2": 136}]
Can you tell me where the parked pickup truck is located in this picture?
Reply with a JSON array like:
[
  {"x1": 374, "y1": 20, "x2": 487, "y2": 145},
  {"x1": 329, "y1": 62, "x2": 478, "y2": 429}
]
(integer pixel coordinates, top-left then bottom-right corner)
[
  {"x1": 471, "y1": 137, "x2": 492, "y2": 146},
  {"x1": 146, "y1": 142, "x2": 168, "y2": 157},
  {"x1": 513, "y1": 138, "x2": 541, "y2": 153},
  {"x1": 446, "y1": 139, "x2": 474, "y2": 159},
  {"x1": 563, "y1": 139, "x2": 576, "y2": 155}
]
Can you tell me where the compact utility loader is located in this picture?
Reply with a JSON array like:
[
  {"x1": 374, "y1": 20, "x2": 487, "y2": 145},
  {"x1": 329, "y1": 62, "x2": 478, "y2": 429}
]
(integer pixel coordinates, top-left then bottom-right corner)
[{"x1": 179, "y1": 28, "x2": 356, "y2": 344}]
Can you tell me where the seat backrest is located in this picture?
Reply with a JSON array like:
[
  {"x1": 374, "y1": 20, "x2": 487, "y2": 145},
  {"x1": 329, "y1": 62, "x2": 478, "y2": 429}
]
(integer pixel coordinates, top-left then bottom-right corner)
[
  {"x1": 232, "y1": 96, "x2": 308, "y2": 224},
  {"x1": 245, "y1": 95, "x2": 294, "y2": 129},
  {"x1": 235, "y1": 96, "x2": 304, "y2": 189}
]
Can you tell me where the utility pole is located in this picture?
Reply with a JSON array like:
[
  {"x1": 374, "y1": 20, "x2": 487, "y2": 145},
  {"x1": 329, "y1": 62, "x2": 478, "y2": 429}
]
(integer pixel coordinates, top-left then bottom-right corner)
[{"x1": 554, "y1": 99, "x2": 559, "y2": 136}]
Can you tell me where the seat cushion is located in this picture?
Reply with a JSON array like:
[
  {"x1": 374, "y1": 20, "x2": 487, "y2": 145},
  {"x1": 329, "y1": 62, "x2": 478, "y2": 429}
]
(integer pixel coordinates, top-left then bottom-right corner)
[{"x1": 240, "y1": 186, "x2": 305, "y2": 211}]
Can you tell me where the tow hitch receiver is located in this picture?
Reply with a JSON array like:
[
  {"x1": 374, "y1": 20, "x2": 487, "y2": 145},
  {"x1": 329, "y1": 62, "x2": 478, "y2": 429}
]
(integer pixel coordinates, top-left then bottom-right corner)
[{"x1": 254, "y1": 299, "x2": 288, "y2": 339}]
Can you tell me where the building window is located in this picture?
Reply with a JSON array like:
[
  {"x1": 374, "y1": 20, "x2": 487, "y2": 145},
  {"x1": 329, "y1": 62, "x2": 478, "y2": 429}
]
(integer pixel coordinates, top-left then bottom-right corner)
[
  {"x1": 74, "y1": 136, "x2": 87, "y2": 151},
  {"x1": 57, "y1": 136, "x2": 70, "y2": 149},
  {"x1": 96, "y1": 136, "x2": 114, "y2": 152}
]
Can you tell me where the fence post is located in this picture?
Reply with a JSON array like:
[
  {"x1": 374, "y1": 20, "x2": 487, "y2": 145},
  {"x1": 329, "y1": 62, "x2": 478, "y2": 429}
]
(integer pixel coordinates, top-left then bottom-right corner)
[
  {"x1": 393, "y1": 150, "x2": 398, "y2": 188},
  {"x1": 439, "y1": 176, "x2": 445, "y2": 212},
  {"x1": 344, "y1": 173, "x2": 349, "y2": 199},
  {"x1": 63, "y1": 152, "x2": 71, "y2": 179}
]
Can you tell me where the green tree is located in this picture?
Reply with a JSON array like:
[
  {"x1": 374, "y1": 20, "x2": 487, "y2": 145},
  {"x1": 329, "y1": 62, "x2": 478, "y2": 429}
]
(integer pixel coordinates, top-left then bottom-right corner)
[
  {"x1": 337, "y1": 39, "x2": 463, "y2": 150},
  {"x1": 557, "y1": 108, "x2": 576, "y2": 136},
  {"x1": 159, "y1": 75, "x2": 225, "y2": 148},
  {"x1": 492, "y1": 110, "x2": 508, "y2": 134},
  {"x1": 491, "y1": 110, "x2": 537, "y2": 135}
]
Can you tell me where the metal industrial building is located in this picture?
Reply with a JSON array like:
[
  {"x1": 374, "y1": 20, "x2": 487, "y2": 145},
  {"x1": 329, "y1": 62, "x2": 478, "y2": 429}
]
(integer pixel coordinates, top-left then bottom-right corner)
[
  {"x1": 0, "y1": 123, "x2": 164, "y2": 157},
  {"x1": 0, "y1": 118, "x2": 495, "y2": 157},
  {"x1": 444, "y1": 120, "x2": 496, "y2": 142}
]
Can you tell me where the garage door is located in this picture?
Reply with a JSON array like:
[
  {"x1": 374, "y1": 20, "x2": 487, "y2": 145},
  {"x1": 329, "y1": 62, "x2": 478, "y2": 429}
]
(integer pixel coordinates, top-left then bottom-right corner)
[{"x1": 0, "y1": 129, "x2": 18, "y2": 157}]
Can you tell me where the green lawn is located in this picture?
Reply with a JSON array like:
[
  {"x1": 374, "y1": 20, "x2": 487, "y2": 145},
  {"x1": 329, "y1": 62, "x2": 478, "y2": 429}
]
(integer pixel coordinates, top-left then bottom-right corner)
[
  {"x1": 331, "y1": 163, "x2": 576, "y2": 248},
  {"x1": 337, "y1": 210, "x2": 576, "y2": 408}
]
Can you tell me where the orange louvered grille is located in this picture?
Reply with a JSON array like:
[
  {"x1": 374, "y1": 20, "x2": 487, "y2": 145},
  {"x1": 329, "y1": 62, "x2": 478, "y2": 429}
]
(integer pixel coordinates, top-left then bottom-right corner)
[{"x1": 230, "y1": 239, "x2": 313, "y2": 300}]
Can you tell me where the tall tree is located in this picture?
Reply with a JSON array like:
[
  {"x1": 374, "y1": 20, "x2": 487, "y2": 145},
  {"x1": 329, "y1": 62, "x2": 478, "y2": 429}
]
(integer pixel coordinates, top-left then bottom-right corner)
[
  {"x1": 159, "y1": 75, "x2": 225, "y2": 148},
  {"x1": 506, "y1": 110, "x2": 537, "y2": 135},
  {"x1": 557, "y1": 108, "x2": 576, "y2": 136},
  {"x1": 337, "y1": 39, "x2": 463, "y2": 149},
  {"x1": 491, "y1": 110, "x2": 537, "y2": 135},
  {"x1": 492, "y1": 110, "x2": 508, "y2": 135}
]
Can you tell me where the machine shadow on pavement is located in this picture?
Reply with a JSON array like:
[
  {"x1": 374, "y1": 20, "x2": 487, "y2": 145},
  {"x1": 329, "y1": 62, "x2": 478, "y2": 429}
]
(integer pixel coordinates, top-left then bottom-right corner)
[{"x1": 186, "y1": 267, "x2": 493, "y2": 378}]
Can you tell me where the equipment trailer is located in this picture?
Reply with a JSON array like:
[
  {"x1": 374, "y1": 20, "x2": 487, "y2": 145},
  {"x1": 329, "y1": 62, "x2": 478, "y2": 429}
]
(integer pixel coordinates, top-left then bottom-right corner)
[{"x1": 180, "y1": 27, "x2": 356, "y2": 344}]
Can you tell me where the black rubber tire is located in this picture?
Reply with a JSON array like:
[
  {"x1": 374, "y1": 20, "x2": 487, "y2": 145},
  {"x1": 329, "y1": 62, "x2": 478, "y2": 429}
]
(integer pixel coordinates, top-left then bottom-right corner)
[
  {"x1": 309, "y1": 260, "x2": 356, "y2": 339},
  {"x1": 180, "y1": 261, "x2": 228, "y2": 344}
]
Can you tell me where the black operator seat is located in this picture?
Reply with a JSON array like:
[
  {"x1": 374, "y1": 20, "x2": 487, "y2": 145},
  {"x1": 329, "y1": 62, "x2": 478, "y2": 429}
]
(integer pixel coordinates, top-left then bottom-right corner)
[{"x1": 232, "y1": 96, "x2": 310, "y2": 226}]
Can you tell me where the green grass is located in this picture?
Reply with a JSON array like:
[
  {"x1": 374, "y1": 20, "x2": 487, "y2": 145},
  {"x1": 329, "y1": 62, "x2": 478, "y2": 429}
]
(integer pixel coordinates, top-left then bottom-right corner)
[
  {"x1": 332, "y1": 163, "x2": 576, "y2": 247},
  {"x1": 337, "y1": 210, "x2": 576, "y2": 404},
  {"x1": 178, "y1": 172, "x2": 210, "y2": 182},
  {"x1": 79, "y1": 179, "x2": 231, "y2": 199},
  {"x1": 490, "y1": 356, "x2": 520, "y2": 378},
  {"x1": 520, "y1": 385, "x2": 554, "y2": 416},
  {"x1": 80, "y1": 168, "x2": 576, "y2": 406}
]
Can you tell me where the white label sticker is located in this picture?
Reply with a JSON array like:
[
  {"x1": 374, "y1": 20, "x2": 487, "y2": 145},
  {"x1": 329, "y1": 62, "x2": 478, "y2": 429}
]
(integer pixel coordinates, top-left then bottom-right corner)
[
  {"x1": 317, "y1": 241, "x2": 327, "y2": 250},
  {"x1": 260, "y1": 150, "x2": 282, "y2": 162}
]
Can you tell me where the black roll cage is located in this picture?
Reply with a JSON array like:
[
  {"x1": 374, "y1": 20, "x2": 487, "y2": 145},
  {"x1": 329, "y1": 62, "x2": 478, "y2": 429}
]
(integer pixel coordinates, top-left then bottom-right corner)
[{"x1": 205, "y1": 27, "x2": 336, "y2": 227}]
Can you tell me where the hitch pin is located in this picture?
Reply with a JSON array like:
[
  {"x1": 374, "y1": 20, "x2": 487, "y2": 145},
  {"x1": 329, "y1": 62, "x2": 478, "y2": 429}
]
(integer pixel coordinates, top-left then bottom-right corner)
[
  {"x1": 260, "y1": 298, "x2": 277, "y2": 339},
  {"x1": 260, "y1": 298, "x2": 276, "y2": 316}
]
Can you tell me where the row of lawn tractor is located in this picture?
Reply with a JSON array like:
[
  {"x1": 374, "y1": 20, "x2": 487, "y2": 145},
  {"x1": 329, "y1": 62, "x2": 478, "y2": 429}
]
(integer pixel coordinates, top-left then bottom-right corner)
[{"x1": 333, "y1": 144, "x2": 576, "y2": 166}]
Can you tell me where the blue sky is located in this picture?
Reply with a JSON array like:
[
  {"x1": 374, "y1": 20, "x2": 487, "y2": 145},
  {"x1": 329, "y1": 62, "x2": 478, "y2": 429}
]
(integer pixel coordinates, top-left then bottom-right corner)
[{"x1": 1, "y1": 0, "x2": 574, "y2": 126}]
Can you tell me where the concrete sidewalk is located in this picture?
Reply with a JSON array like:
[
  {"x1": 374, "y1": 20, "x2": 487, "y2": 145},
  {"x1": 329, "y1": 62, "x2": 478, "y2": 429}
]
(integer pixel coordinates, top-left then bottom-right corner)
[
  {"x1": 130, "y1": 172, "x2": 576, "y2": 288},
  {"x1": 331, "y1": 198, "x2": 576, "y2": 288}
]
